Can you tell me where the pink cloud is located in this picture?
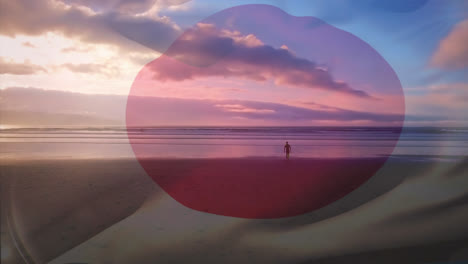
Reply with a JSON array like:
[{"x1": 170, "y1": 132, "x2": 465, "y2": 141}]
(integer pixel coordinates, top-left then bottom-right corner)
[
  {"x1": 431, "y1": 19, "x2": 468, "y2": 69},
  {"x1": 21, "y1": 41, "x2": 36, "y2": 48},
  {"x1": 61, "y1": 63, "x2": 120, "y2": 77},
  {"x1": 148, "y1": 23, "x2": 373, "y2": 98},
  {"x1": 62, "y1": 0, "x2": 189, "y2": 14},
  {"x1": 0, "y1": 57, "x2": 47, "y2": 75},
  {"x1": 215, "y1": 104, "x2": 276, "y2": 114},
  {"x1": 0, "y1": 0, "x2": 181, "y2": 54}
]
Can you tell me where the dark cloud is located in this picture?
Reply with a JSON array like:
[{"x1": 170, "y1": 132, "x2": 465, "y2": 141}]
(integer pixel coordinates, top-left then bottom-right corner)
[
  {"x1": 0, "y1": 57, "x2": 47, "y2": 75},
  {"x1": 106, "y1": 13, "x2": 181, "y2": 52},
  {"x1": 151, "y1": 23, "x2": 373, "y2": 98},
  {"x1": 0, "y1": 0, "x2": 181, "y2": 53}
]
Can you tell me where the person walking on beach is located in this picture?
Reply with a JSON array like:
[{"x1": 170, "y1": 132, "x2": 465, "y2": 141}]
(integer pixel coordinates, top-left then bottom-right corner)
[{"x1": 284, "y1": 141, "x2": 292, "y2": 160}]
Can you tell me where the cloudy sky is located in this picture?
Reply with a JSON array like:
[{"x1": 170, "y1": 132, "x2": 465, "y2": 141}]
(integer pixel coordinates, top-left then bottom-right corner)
[{"x1": 0, "y1": 0, "x2": 467, "y2": 126}]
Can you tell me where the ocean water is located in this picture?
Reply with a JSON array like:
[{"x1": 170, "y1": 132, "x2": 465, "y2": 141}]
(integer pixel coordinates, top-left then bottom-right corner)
[{"x1": 1, "y1": 127, "x2": 467, "y2": 160}]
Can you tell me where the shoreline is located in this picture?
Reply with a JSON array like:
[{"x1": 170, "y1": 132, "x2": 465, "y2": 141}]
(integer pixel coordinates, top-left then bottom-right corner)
[{"x1": 1, "y1": 154, "x2": 465, "y2": 165}]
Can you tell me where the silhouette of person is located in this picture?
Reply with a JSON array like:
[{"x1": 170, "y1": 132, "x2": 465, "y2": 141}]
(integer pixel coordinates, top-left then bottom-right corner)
[{"x1": 284, "y1": 141, "x2": 292, "y2": 159}]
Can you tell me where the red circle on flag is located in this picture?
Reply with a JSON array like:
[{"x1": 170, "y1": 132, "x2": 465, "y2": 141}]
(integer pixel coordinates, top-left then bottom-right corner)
[{"x1": 126, "y1": 5, "x2": 404, "y2": 218}]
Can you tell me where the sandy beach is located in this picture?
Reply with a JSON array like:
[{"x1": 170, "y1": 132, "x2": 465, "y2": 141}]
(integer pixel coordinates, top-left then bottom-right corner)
[
  {"x1": 2, "y1": 156, "x2": 467, "y2": 263},
  {"x1": 1, "y1": 158, "x2": 154, "y2": 263}
]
